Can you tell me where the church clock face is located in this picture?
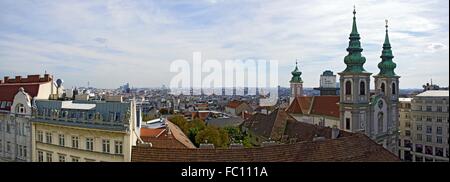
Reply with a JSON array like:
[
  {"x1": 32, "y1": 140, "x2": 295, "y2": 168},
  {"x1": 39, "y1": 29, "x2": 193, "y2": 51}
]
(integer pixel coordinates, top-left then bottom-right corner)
[{"x1": 378, "y1": 100, "x2": 383, "y2": 109}]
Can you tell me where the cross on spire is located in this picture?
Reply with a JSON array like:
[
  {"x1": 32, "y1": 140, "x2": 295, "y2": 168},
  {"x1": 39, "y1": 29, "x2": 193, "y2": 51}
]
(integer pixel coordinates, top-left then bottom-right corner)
[{"x1": 385, "y1": 19, "x2": 388, "y2": 30}]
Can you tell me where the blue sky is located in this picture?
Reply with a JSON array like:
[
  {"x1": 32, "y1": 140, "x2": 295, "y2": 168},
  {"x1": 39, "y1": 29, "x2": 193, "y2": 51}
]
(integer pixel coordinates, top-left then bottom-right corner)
[{"x1": 0, "y1": 0, "x2": 448, "y2": 89}]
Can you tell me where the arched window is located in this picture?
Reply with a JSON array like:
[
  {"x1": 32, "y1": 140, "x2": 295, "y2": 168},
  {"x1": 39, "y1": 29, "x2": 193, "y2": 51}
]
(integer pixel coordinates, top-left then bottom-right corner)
[
  {"x1": 359, "y1": 81, "x2": 366, "y2": 95},
  {"x1": 345, "y1": 81, "x2": 352, "y2": 95},
  {"x1": 15, "y1": 104, "x2": 25, "y2": 114},
  {"x1": 381, "y1": 83, "x2": 386, "y2": 93},
  {"x1": 392, "y1": 82, "x2": 396, "y2": 95},
  {"x1": 377, "y1": 112, "x2": 384, "y2": 133}
]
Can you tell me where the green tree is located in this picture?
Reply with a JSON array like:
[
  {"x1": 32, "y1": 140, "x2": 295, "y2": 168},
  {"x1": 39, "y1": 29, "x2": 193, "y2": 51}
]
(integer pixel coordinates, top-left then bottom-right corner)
[
  {"x1": 159, "y1": 108, "x2": 169, "y2": 115},
  {"x1": 195, "y1": 126, "x2": 229, "y2": 148},
  {"x1": 169, "y1": 115, "x2": 188, "y2": 133}
]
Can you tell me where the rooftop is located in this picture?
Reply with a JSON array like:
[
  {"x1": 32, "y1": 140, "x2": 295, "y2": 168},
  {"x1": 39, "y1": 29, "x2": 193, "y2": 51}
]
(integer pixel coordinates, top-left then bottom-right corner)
[
  {"x1": 399, "y1": 98, "x2": 413, "y2": 102},
  {"x1": 416, "y1": 90, "x2": 449, "y2": 97},
  {"x1": 132, "y1": 133, "x2": 400, "y2": 162}
]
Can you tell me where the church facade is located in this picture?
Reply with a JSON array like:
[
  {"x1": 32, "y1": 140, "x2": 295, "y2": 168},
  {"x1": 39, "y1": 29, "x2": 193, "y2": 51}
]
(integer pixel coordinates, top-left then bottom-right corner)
[{"x1": 287, "y1": 8, "x2": 400, "y2": 154}]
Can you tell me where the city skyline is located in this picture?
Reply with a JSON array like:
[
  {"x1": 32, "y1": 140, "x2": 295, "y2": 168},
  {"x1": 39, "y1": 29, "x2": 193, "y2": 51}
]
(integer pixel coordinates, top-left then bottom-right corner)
[{"x1": 0, "y1": 0, "x2": 448, "y2": 89}]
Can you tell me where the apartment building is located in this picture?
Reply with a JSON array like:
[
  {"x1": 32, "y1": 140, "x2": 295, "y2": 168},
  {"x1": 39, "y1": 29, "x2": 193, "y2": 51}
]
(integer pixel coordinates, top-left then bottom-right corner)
[
  {"x1": 0, "y1": 74, "x2": 57, "y2": 162},
  {"x1": 31, "y1": 96, "x2": 141, "y2": 162},
  {"x1": 398, "y1": 90, "x2": 449, "y2": 162}
]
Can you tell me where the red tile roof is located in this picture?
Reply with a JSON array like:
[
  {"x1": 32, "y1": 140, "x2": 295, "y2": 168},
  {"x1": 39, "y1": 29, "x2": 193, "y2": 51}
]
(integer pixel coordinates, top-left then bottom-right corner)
[
  {"x1": 226, "y1": 100, "x2": 244, "y2": 109},
  {"x1": 140, "y1": 121, "x2": 196, "y2": 149},
  {"x1": 0, "y1": 74, "x2": 53, "y2": 111},
  {"x1": 132, "y1": 133, "x2": 400, "y2": 162},
  {"x1": 310, "y1": 96, "x2": 340, "y2": 118},
  {"x1": 286, "y1": 96, "x2": 340, "y2": 118},
  {"x1": 140, "y1": 128, "x2": 165, "y2": 137}
]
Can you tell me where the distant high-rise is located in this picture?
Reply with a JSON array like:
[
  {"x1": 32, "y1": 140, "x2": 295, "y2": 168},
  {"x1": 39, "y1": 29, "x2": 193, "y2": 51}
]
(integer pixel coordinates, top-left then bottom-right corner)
[{"x1": 314, "y1": 70, "x2": 338, "y2": 96}]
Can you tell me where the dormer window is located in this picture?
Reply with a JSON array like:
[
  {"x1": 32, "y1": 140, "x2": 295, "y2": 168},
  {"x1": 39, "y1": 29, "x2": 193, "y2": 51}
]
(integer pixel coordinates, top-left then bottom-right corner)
[{"x1": 16, "y1": 104, "x2": 25, "y2": 114}]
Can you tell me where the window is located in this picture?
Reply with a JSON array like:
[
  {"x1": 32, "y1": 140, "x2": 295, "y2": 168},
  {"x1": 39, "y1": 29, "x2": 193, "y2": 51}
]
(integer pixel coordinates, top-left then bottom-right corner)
[
  {"x1": 359, "y1": 81, "x2": 365, "y2": 95},
  {"x1": 58, "y1": 154, "x2": 65, "y2": 162},
  {"x1": 345, "y1": 81, "x2": 352, "y2": 95},
  {"x1": 437, "y1": 106, "x2": 442, "y2": 112},
  {"x1": 114, "y1": 141, "x2": 123, "y2": 154},
  {"x1": 416, "y1": 124, "x2": 422, "y2": 131},
  {"x1": 405, "y1": 130, "x2": 411, "y2": 137},
  {"x1": 435, "y1": 147, "x2": 444, "y2": 157},
  {"x1": 37, "y1": 131, "x2": 43, "y2": 142},
  {"x1": 71, "y1": 157, "x2": 79, "y2": 162},
  {"x1": 425, "y1": 146, "x2": 433, "y2": 155},
  {"x1": 426, "y1": 126, "x2": 432, "y2": 134},
  {"x1": 46, "y1": 153, "x2": 52, "y2": 162},
  {"x1": 381, "y1": 83, "x2": 386, "y2": 93},
  {"x1": 426, "y1": 135, "x2": 432, "y2": 142},
  {"x1": 59, "y1": 134, "x2": 65, "y2": 146},
  {"x1": 391, "y1": 82, "x2": 396, "y2": 95},
  {"x1": 426, "y1": 116, "x2": 432, "y2": 122},
  {"x1": 437, "y1": 126, "x2": 443, "y2": 135},
  {"x1": 18, "y1": 145, "x2": 23, "y2": 157},
  {"x1": 437, "y1": 116, "x2": 443, "y2": 123},
  {"x1": 23, "y1": 146, "x2": 27, "y2": 158},
  {"x1": 415, "y1": 144, "x2": 423, "y2": 153},
  {"x1": 404, "y1": 140, "x2": 412, "y2": 149},
  {"x1": 102, "y1": 139, "x2": 110, "y2": 153},
  {"x1": 446, "y1": 148, "x2": 449, "y2": 158},
  {"x1": 71, "y1": 136, "x2": 79, "y2": 149},
  {"x1": 377, "y1": 112, "x2": 384, "y2": 133},
  {"x1": 38, "y1": 151, "x2": 44, "y2": 162},
  {"x1": 437, "y1": 136, "x2": 443, "y2": 144},
  {"x1": 45, "y1": 132, "x2": 52, "y2": 144},
  {"x1": 6, "y1": 122, "x2": 10, "y2": 133},
  {"x1": 405, "y1": 121, "x2": 411, "y2": 128},
  {"x1": 16, "y1": 103, "x2": 25, "y2": 114},
  {"x1": 416, "y1": 134, "x2": 422, "y2": 141},
  {"x1": 86, "y1": 138, "x2": 93, "y2": 151},
  {"x1": 6, "y1": 141, "x2": 11, "y2": 153},
  {"x1": 415, "y1": 156, "x2": 423, "y2": 162},
  {"x1": 345, "y1": 118, "x2": 350, "y2": 130},
  {"x1": 426, "y1": 106, "x2": 432, "y2": 112},
  {"x1": 0, "y1": 140, "x2": 2, "y2": 152}
]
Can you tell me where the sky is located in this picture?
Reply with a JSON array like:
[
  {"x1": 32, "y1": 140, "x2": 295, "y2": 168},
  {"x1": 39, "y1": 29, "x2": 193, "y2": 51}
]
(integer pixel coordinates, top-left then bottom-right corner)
[{"x1": 0, "y1": 0, "x2": 448, "y2": 89}]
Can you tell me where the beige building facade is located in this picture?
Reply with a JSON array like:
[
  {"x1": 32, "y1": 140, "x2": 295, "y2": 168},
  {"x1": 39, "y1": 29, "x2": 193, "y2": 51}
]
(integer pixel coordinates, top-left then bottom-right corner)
[{"x1": 398, "y1": 90, "x2": 449, "y2": 162}]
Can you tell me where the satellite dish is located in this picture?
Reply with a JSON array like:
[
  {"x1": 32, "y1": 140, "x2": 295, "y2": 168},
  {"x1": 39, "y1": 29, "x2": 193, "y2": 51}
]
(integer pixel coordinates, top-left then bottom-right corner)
[{"x1": 56, "y1": 79, "x2": 64, "y2": 88}]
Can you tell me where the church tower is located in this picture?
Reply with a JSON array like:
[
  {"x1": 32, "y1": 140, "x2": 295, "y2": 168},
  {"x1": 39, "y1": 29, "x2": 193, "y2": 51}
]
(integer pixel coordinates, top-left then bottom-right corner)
[
  {"x1": 338, "y1": 7, "x2": 371, "y2": 133},
  {"x1": 373, "y1": 20, "x2": 400, "y2": 152},
  {"x1": 290, "y1": 61, "x2": 303, "y2": 104}
]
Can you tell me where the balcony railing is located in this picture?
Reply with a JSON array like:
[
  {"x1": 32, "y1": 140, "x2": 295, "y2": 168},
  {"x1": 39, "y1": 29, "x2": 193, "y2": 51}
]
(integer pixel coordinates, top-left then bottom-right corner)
[{"x1": 33, "y1": 115, "x2": 129, "y2": 132}]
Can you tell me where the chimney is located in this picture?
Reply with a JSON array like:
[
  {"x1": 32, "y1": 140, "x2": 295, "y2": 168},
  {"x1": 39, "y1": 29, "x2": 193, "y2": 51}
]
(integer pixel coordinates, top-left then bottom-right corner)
[
  {"x1": 43, "y1": 74, "x2": 51, "y2": 81},
  {"x1": 332, "y1": 125, "x2": 340, "y2": 139},
  {"x1": 14, "y1": 76, "x2": 21, "y2": 82},
  {"x1": 4, "y1": 76, "x2": 9, "y2": 82}
]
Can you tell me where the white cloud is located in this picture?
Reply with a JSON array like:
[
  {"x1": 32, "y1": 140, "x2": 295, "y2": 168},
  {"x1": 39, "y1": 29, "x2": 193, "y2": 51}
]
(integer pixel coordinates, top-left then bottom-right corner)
[{"x1": 0, "y1": 0, "x2": 448, "y2": 89}]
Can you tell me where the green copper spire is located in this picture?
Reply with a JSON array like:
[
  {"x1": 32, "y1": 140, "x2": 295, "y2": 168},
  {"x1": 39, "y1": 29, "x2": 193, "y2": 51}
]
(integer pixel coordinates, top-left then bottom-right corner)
[
  {"x1": 343, "y1": 6, "x2": 367, "y2": 73},
  {"x1": 290, "y1": 60, "x2": 303, "y2": 83},
  {"x1": 377, "y1": 19, "x2": 397, "y2": 77}
]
